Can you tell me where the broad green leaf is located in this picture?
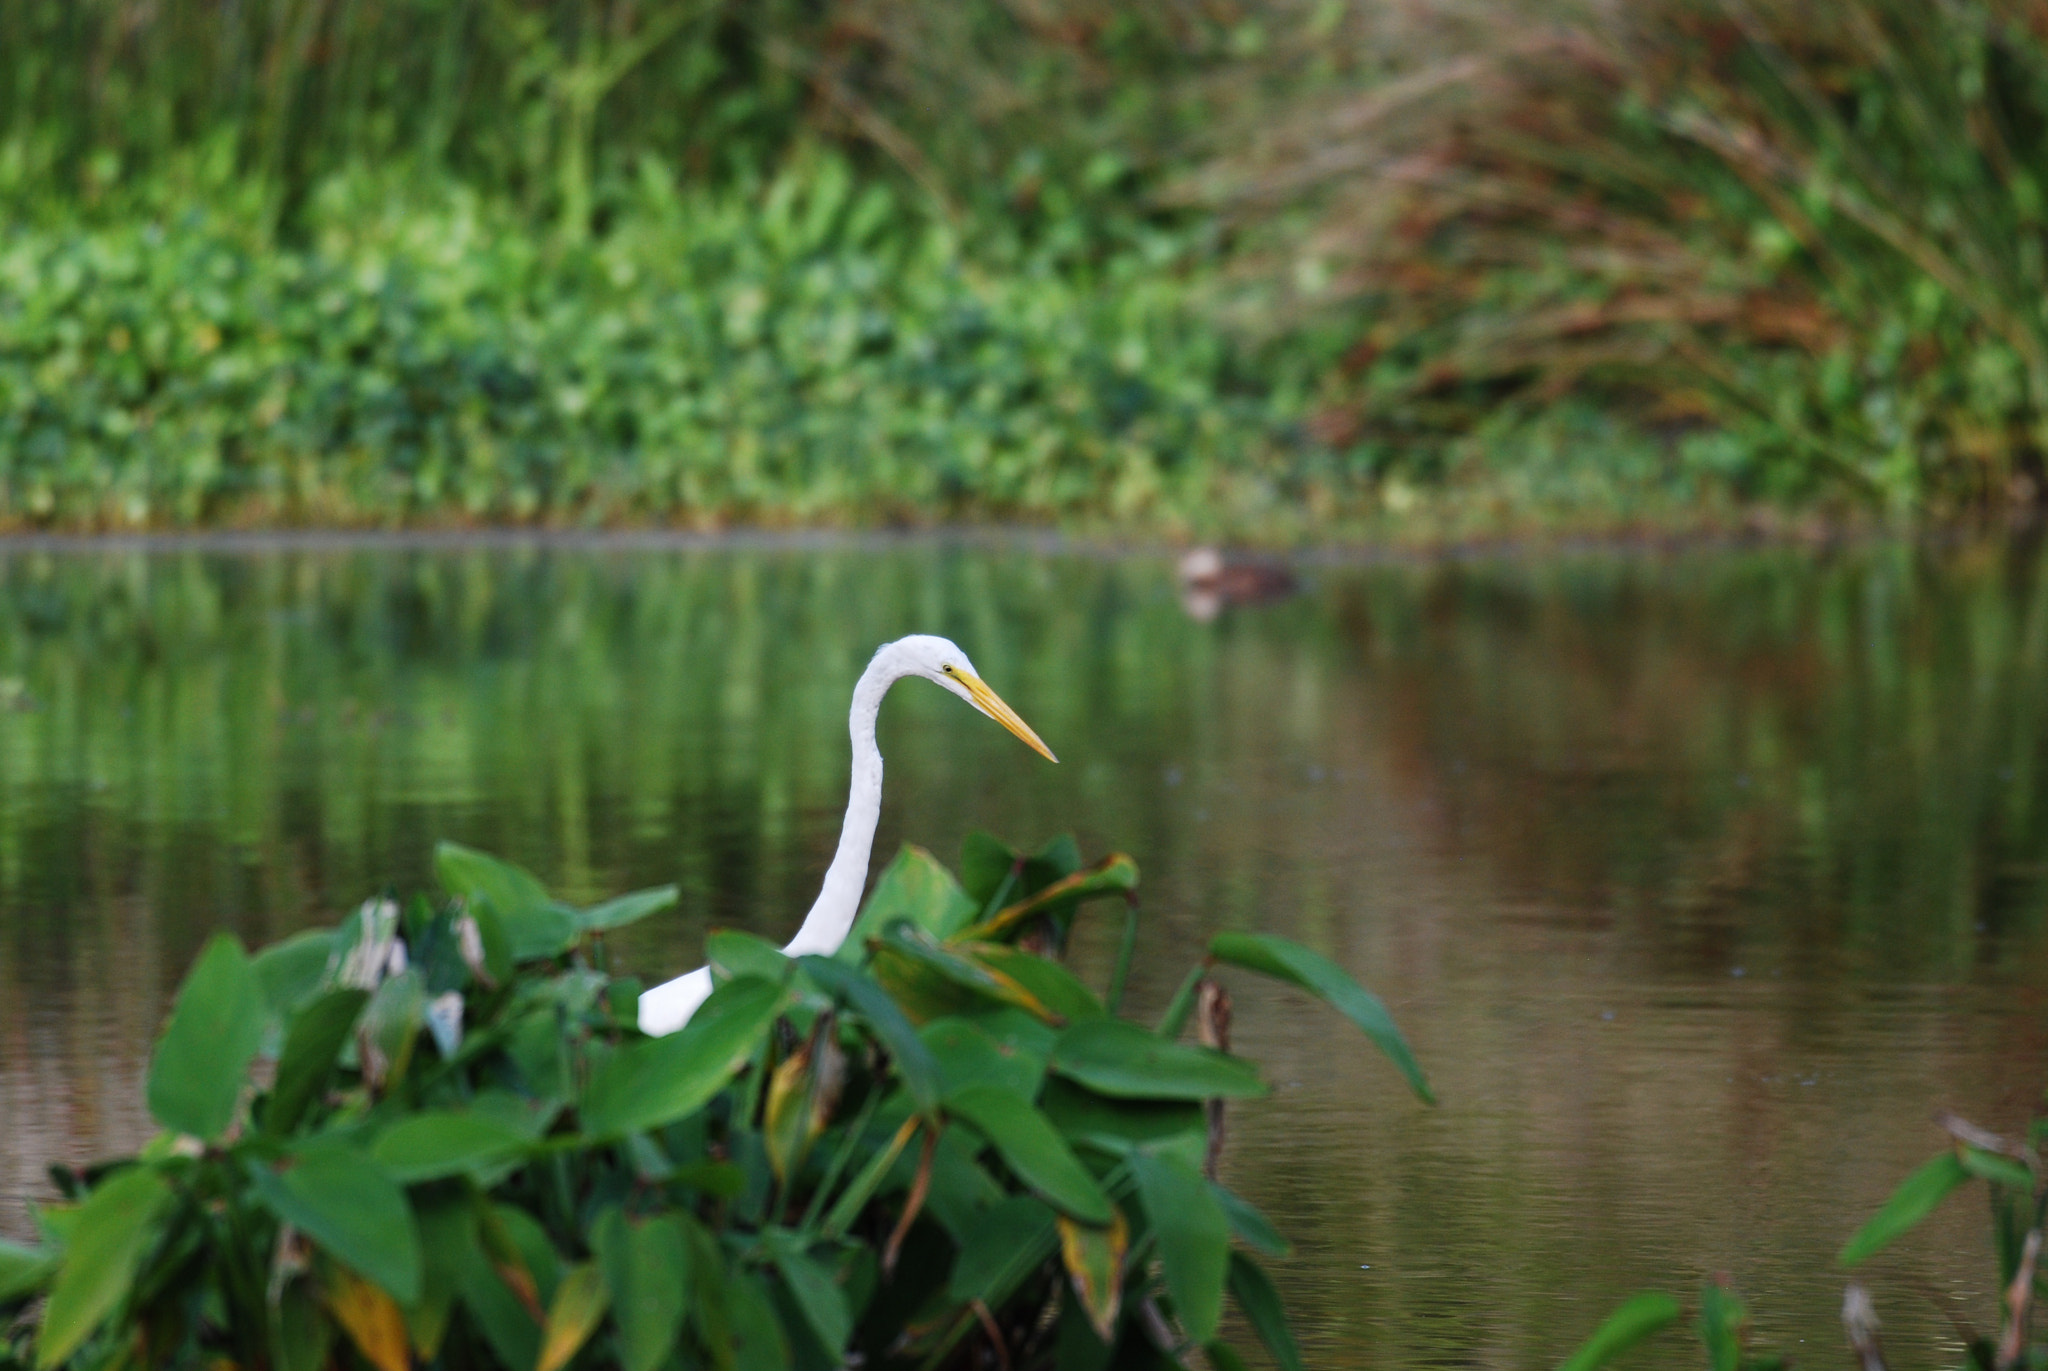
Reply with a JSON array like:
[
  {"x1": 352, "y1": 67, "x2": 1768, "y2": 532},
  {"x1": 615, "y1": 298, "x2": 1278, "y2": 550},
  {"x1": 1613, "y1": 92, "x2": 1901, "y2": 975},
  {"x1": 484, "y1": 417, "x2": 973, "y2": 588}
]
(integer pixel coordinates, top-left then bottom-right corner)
[
  {"x1": 923, "y1": 1017, "x2": 1044, "y2": 1100},
  {"x1": 537, "y1": 1263, "x2": 610, "y2": 1371},
  {"x1": 707, "y1": 929, "x2": 793, "y2": 983},
  {"x1": 763, "y1": 1229, "x2": 852, "y2": 1356},
  {"x1": 799, "y1": 955, "x2": 941, "y2": 1113},
  {"x1": 1958, "y1": 1146, "x2": 2034, "y2": 1191},
  {"x1": 35, "y1": 1167, "x2": 171, "y2": 1369},
  {"x1": 1050, "y1": 1018, "x2": 1267, "y2": 1101},
  {"x1": 1839, "y1": 1152, "x2": 1971, "y2": 1265},
  {"x1": 726, "y1": 1270, "x2": 793, "y2": 1371},
  {"x1": 918, "y1": 1127, "x2": 1008, "y2": 1243},
  {"x1": 1040, "y1": 1078, "x2": 1204, "y2": 1165},
  {"x1": 1556, "y1": 1293, "x2": 1683, "y2": 1371},
  {"x1": 581, "y1": 975, "x2": 786, "y2": 1139},
  {"x1": 0, "y1": 1238, "x2": 54, "y2": 1302},
  {"x1": 946, "y1": 1084, "x2": 1113, "y2": 1224},
  {"x1": 1058, "y1": 1209, "x2": 1129, "y2": 1342},
  {"x1": 1132, "y1": 1151, "x2": 1230, "y2": 1343},
  {"x1": 248, "y1": 1150, "x2": 422, "y2": 1303},
  {"x1": 578, "y1": 885, "x2": 678, "y2": 933},
  {"x1": 840, "y1": 845, "x2": 977, "y2": 955},
  {"x1": 966, "y1": 943, "x2": 1105, "y2": 1021},
  {"x1": 1227, "y1": 1252, "x2": 1304, "y2": 1371},
  {"x1": 435, "y1": 841, "x2": 575, "y2": 960},
  {"x1": 252, "y1": 928, "x2": 339, "y2": 1017},
  {"x1": 966, "y1": 853, "x2": 1140, "y2": 941},
  {"x1": 267, "y1": 988, "x2": 367, "y2": 1135},
  {"x1": 873, "y1": 922, "x2": 1058, "y2": 1022},
  {"x1": 947, "y1": 1194, "x2": 1059, "y2": 1303},
  {"x1": 370, "y1": 1110, "x2": 527, "y2": 1184},
  {"x1": 1208, "y1": 932, "x2": 1433, "y2": 1103},
  {"x1": 960, "y1": 831, "x2": 1021, "y2": 909},
  {"x1": 592, "y1": 1207, "x2": 688, "y2": 1371},
  {"x1": 1213, "y1": 1184, "x2": 1290, "y2": 1257},
  {"x1": 147, "y1": 933, "x2": 265, "y2": 1140}
]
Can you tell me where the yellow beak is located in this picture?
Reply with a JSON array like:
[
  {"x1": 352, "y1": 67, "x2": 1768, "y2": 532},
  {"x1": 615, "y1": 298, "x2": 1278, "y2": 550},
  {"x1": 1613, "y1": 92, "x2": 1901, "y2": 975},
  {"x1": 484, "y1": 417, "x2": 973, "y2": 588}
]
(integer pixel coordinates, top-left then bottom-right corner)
[{"x1": 956, "y1": 671, "x2": 1058, "y2": 763}]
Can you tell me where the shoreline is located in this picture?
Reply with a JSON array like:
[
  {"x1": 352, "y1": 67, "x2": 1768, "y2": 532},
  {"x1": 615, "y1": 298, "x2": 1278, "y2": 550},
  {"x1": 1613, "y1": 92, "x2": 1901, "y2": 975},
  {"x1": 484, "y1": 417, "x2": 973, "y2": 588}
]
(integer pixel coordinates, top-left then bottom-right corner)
[{"x1": 0, "y1": 510, "x2": 2036, "y2": 565}]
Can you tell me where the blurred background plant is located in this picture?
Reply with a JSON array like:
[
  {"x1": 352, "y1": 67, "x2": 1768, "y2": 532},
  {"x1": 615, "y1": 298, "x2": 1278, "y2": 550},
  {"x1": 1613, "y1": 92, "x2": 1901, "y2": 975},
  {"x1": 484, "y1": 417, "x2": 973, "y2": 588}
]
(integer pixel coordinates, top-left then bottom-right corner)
[{"x1": 5, "y1": 0, "x2": 2048, "y2": 530}]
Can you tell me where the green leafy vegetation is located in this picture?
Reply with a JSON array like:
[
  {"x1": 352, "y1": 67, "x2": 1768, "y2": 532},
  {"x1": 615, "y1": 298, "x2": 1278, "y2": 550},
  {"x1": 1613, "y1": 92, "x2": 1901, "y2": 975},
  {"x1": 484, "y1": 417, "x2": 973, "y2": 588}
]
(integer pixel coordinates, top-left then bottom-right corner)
[
  {"x1": 0, "y1": 832, "x2": 1431, "y2": 1369},
  {"x1": 11, "y1": 0, "x2": 2048, "y2": 529}
]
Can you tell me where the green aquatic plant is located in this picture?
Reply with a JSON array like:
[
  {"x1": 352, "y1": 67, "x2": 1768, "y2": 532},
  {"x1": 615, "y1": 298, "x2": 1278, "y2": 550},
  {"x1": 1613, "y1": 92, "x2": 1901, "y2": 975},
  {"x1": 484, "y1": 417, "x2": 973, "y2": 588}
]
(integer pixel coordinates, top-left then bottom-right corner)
[
  {"x1": 1557, "y1": 1108, "x2": 2047, "y2": 1371},
  {"x1": 0, "y1": 832, "x2": 1430, "y2": 1370}
]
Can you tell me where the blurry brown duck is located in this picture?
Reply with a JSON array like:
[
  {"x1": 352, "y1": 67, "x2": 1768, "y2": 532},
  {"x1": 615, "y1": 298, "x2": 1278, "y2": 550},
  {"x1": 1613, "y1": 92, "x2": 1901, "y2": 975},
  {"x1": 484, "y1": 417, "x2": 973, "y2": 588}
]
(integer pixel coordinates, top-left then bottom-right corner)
[{"x1": 1177, "y1": 548, "x2": 1299, "y2": 621}]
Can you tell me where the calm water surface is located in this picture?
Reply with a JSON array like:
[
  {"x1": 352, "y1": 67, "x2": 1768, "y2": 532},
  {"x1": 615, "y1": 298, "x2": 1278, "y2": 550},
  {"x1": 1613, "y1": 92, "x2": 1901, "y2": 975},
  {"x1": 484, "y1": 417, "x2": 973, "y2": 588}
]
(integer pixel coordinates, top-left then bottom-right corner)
[{"x1": 2, "y1": 534, "x2": 2045, "y2": 1368}]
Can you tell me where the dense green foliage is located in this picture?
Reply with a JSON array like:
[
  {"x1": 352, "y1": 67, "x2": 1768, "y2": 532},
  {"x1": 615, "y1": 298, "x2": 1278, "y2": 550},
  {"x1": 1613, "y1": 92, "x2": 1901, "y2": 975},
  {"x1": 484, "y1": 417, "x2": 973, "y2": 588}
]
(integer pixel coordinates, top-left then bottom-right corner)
[
  {"x1": 0, "y1": 831, "x2": 1431, "y2": 1369},
  {"x1": 0, "y1": 167, "x2": 1336, "y2": 531},
  {"x1": 10, "y1": 0, "x2": 2048, "y2": 528}
]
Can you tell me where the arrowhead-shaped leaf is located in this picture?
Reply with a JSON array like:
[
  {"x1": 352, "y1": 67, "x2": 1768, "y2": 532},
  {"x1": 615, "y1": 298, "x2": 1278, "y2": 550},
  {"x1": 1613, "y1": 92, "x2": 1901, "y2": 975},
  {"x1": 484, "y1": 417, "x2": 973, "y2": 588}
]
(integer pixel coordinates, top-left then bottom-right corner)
[
  {"x1": 581, "y1": 975, "x2": 785, "y2": 1139},
  {"x1": 1208, "y1": 932, "x2": 1432, "y2": 1103},
  {"x1": 147, "y1": 933, "x2": 265, "y2": 1140}
]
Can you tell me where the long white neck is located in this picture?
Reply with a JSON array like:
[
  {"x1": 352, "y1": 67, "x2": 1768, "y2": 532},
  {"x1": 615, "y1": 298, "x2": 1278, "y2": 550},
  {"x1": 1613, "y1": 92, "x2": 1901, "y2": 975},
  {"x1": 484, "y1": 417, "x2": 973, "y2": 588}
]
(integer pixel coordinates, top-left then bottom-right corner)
[
  {"x1": 780, "y1": 655, "x2": 892, "y2": 955},
  {"x1": 638, "y1": 649, "x2": 904, "y2": 1036}
]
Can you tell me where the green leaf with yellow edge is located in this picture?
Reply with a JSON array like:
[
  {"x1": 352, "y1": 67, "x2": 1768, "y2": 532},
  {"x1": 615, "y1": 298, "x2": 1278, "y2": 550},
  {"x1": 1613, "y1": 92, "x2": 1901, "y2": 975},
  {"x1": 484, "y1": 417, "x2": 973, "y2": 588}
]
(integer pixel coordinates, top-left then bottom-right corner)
[
  {"x1": 965, "y1": 942, "x2": 1105, "y2": 1021},
  {"x1": 1058, "y1": 1208, "x2": 1129, "y2": 1342},
  {"x1": 536, "y1": 1263, "x2": 611, "y2": 1371},
  {"x1": 841, "y1": 845, "x2": 978, "y2": 955},
  {"x1": 1839, "y1": 1151, "x2": 1971, "y2": 1265},
  {"x1": 147, "y1": 933, "x2": 265, "y2": 1140},
  {"x1": 1556, "y1": 1292, "x2": 1683, "y2": 1371},
  {"x1": 320, "y1": 1263, "x2": 410, "y2": 1371},
  {"x1": 581, "y1": 974, "x2": 786, "y2": 1140},
  {"x1": 965, "y1": 853, "x2": 1139, "y2": 941},
  {"x1": 872, "y1": 922, "x2": 1058, "y2": 1022},
  {"x1": 1208, "y1": 932, "x2": 1433, "y2": 1104},
  {"x1": 1131, "y1": 1150, "x2": 1230, "y2": 1343},
  {"x1": 946, "y1": 1084, "x2": 1112, "y2": 1224},
  {"x1": 1050, "y1": 1018, "x2": 1266, "y2": 1101},
  {"x1": 35, "y1": 1167, "x2": 171, "y2": 1370}
]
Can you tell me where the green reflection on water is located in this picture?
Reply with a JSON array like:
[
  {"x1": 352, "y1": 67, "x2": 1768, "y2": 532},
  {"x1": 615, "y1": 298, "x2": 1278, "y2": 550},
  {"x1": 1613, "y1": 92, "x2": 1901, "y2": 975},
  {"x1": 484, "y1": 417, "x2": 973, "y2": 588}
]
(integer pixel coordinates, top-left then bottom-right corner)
[{"x1": 0, "y1": 534, "x2": 2044, "y2": 1369}]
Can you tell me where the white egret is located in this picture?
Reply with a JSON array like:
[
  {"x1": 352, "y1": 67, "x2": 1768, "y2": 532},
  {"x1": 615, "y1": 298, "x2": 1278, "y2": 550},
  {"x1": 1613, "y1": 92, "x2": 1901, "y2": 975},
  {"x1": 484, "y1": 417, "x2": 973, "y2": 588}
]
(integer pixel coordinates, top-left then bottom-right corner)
[{"x1": 637, "y1": 635, "x2": 1056, "y2": 1036}]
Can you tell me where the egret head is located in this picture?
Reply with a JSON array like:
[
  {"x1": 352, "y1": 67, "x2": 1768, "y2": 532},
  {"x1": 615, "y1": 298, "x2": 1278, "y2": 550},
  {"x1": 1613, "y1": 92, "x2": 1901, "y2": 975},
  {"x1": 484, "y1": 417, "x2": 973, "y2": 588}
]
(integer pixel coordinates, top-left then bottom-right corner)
[{"x1": 884, "y1": 634, "x2": 1058, "y2": 763}]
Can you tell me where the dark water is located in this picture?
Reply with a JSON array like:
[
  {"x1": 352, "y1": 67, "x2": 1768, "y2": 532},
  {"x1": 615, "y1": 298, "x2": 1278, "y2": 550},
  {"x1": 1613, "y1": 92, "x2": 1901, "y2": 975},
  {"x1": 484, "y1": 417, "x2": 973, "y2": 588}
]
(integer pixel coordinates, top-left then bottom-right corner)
[{"x1": 2, "y1": 533, "x2": 2044, "y2": 1368}]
